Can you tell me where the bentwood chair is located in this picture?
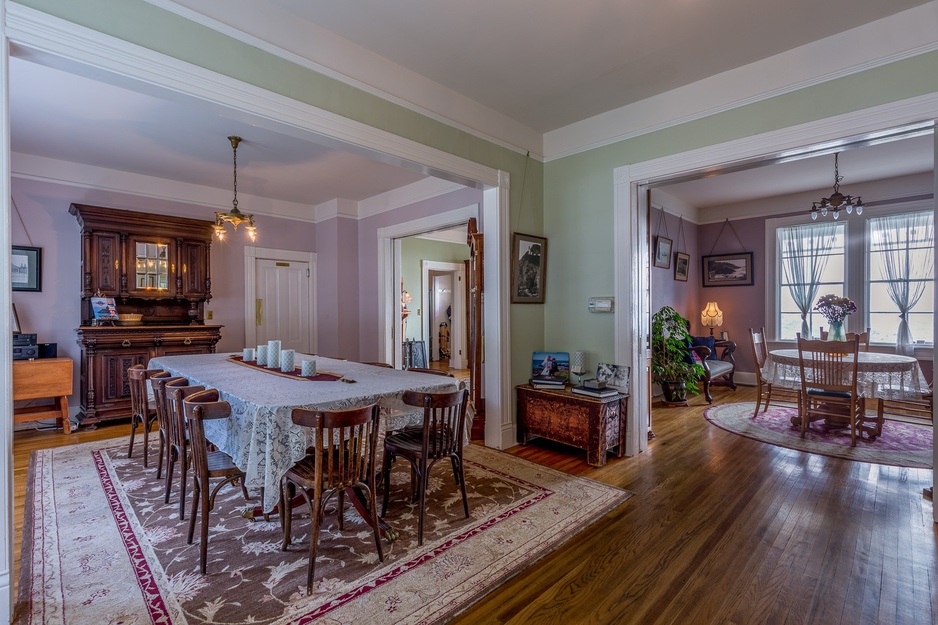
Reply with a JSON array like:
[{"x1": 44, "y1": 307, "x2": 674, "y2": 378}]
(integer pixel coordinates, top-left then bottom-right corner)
[
  {"x1": 182, "y1": 389, "x2": 251, "y2": 574},
  {"x1": 280, "y1": 403, "x2": 384, "y2": 594},
  {"x1": 167, "y1": 379, "x2": 206, "y2": 519},
  {"x1": 382, "y1": 388, "x2": 469, "y2": 546},
  {"x1": 748, "y1": 328, "x2": 800, "y2": 417},
  {"x1": 150, "y1": 373, "x2": 183, "y2": 480},
  {"x1": 796, "y1": 335, "x2": 864, "y2": 446},
  {"x1": 127, "y1": 365, "x2": 164, "y2": 467}
]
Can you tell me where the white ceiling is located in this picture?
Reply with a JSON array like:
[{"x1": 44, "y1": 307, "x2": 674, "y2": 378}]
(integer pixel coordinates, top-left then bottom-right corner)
[{"x1": 9, "y1": 1, "x2": 936, "y2": 213}]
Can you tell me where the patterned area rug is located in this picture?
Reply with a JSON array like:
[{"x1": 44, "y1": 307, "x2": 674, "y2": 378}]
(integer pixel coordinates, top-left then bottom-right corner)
[
  {"x1": 706, "y1": 401, "x2": 933, "y2": 469},
  {"x1": 16, "y1": 438, "x2": 631, "y2": 625}
]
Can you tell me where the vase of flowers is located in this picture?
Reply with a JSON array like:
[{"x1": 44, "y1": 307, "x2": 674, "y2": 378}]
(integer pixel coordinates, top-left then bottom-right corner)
[{"x1": 814, "y1": 294, "x2": 857, "y2": 341}]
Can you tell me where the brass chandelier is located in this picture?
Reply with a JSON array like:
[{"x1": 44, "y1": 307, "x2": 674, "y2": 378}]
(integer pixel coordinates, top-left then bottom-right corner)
[
  {"x1": 809, "y1": 152, "x2": 863, "y2": 220},
  {"x1": 214, "y1": 135, "x2": 257, "y2": 241}
]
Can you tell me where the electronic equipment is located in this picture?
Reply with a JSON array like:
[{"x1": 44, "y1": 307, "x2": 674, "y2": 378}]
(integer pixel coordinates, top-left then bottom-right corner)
[
  {"x1": 12, "y1": 333, "x2": 39, "y2": 360},
  {"x1": 38, "y1": 343, "x2": 58, "y2": 359},
  {"x1": 13, "y1": 333, "x2": 37, "y2": 347}
]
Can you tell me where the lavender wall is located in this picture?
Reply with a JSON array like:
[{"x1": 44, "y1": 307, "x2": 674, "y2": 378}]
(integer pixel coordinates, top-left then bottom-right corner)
[
  {"x1": 650, "y1": 207, "x2": 700, "y2": 333},
  {"x1": 314, "y1": 217, "x2": 361, "y2": 359}
]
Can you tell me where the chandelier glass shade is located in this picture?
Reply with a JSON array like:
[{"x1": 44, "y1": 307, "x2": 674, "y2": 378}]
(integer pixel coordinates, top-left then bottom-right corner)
[
  {"x1": 809, "y1": 152, "x2": 863, "y2": 221},
  {"x1": 214, "y1": 135, "x2": 257, "y2": 241}
]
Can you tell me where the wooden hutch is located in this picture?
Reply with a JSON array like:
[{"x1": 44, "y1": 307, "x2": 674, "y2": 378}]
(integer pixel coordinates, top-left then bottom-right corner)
[{"x1": 71, "y1": 204, "x2": 222, "y2": 425}]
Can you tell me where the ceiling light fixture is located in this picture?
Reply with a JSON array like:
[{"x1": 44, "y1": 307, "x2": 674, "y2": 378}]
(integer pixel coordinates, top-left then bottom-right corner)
[
  {"x1": 214, "y1": 135, "x2": 257, "y2": 241},
  {"x1": 809, "y1": 152, "x2": 863, "y2": 221}
]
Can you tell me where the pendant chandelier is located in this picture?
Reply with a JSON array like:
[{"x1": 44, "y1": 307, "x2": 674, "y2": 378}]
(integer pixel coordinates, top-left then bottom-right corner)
[
  {"x1": 809, "y1": 152, "x2": 863, "y2": 220},
  {"x1": 214, "y1": 135, "x2": 257, "y2": 241}
]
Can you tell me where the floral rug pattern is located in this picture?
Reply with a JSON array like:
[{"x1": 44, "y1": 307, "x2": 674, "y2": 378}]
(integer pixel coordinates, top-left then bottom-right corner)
[
  {"x1": 16, "y1": 439, "x2": 631, "y2": 625},
  {"x1": 706, "y1": 401, "x2": 932, "y2": 468}
]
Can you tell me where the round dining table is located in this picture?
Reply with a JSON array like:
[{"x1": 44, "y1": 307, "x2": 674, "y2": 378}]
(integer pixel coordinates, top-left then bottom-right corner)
[{"x1": 762, "y1": 349, "x2": 930, "y2": 399}]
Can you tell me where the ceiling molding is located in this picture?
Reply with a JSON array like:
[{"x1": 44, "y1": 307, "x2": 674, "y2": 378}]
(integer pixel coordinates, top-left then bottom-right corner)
[
  {"x1": 357, "y1": 177, "x2": 467, "y2": 220},
  {"x1": 6, "y1": 3, "x2": 502, "y2": 191},
  {"x1": 415, "y1": 229, "x2": 466, "y2": 245},
  {"x1": 142, "y1": 0, "x2": 542, "y2": 159},
  {"x1": 544, "y1": 3, "x2": 938, "y2": 161}
]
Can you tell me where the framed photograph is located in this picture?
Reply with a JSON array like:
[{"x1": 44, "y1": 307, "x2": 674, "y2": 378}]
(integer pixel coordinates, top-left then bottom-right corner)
[
  {"x1": 512, "y1": 233, "x2": 547, "y2": 304},
  {"x1": 674, "y1": 252, "x2": 690, "y2": 281},
  {"x1": 12, "y1": 303, "x2": 21, "y2": 334},
  {"x1": 653, "y1": 236, "x2": 672, "y2": 269},
  {"x1": 702, "y1": 252, "x2": 754, "y2": 287},
  {"x1": 531, "y1": 351, "x2": 570, "y2": 383},
  {"x1": 596, "y1": 363, "x2": 631, "y2": 394},
  {"x1": 12, "y1": 245, "x2": 42, "y2": 292},
  {"x1": 720, "y1": 331, "x2": 729, "y2": 341},
  {"x1": 90, "y1": 297, "x2": 119, "y2": 320}
]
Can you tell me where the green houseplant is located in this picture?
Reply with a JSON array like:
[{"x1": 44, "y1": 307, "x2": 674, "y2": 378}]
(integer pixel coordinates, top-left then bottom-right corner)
[{"x1": 651, "y1": 306, "x2": 705, "y2": 404}]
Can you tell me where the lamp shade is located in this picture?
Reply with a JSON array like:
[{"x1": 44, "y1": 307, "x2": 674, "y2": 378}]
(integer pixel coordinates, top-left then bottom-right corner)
[{"x1": 701, "y1": 302, "x2": 723, "y2": 328}]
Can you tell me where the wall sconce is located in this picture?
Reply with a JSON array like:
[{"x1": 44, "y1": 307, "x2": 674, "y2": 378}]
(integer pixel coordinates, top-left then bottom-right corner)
[{"x1": 701, "y1": 302, "x2": 723, "y2": 336}]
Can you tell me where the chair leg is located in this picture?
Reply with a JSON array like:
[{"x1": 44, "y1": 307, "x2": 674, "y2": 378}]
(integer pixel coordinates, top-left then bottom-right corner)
[
  {"x1": 381, "y1": 450, "x2": 393, "y2": 517},
  {"x1": 304, "y1": 492, "x2": 322, "y2": 595},
  {"x1": 356, "y1": 486, "x2": 384, "y2": 563},
  {"x1": 199, "y1": 480, "x2": 211, "y2": 574},
  {"x1": 280, "y1": 479, "x2": 294, "y2": 550},
  {"x1": 179, "y1": 450, "x2": 189, "y2": 520},
  {"x1": 187, "y1": 478, "x2": 200, "y2": 545},
  {"x1": 127, "y1": 415, "x2": 139, "y2": 458},
  {"x1": 156, "y1": 431, "x2": 165, "y2": 480},
  {"x1": 141, "y1": 415, "x2": 151, "y2": 468},
  {"x1": 416, "y1": 461, "x2": 429, "y2": 546},
  {"x1": 454, "y1": 455, "x2": 469, "y2": 518},
  {"x1": 337, "y1": 488, "x2": 345, "y2": 530},
  {"x1": 164, "y1": 446, "x2": 176, "y2": 503},
  {"x1": 752, "y1": 383, "x2": 763, "y2": 418}
]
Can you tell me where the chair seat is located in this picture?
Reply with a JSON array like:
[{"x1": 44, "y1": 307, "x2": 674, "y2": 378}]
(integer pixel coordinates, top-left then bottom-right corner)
[
  {"x1": 205, "y1": 449, "x2": 240, "y2": 476},
  {"x1": 806, "y1": 388, "x2": 852, "y2": 399},
  {"x1": 384, "y1": 427, "x2": 455, "y2": 455},
  {"x1": 707, "y1": 360, "x2": 733, "y2": 377}
]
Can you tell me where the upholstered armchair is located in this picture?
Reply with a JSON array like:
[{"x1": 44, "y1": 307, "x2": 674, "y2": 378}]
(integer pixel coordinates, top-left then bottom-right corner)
[{"x1": 688, "y1": 336, "x2": 738, "y2": 403}]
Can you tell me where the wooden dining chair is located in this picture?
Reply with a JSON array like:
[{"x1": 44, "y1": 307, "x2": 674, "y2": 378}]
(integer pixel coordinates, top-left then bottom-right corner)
[
  {"x1": 381, "y1": 388, "x2": 470, "y2": 546},
  {"x1": 878, "y1": 382, "x2": 933, "y2": 425},
  {"x1": 127, "y1": 365, "x2": 164, "y2": 467},
  {"x1": 280, "y1": 403, "x2": 384, "y2": 595},
  {"x1": 182, "y1": 388, "x2": 251, "y2": 574},
  {"x1": 150, "y1": 373, "x2": 183, "y2": 480},
  {"x1": 796, "y1": 335, "x2": 864, "y2": 446},
  {"x1": 846, "y1": 327, "x2": 871, "y2": 351},
  {"x1": 167, "y1": 379, "x2": 206, "y2": 519},
  {"x1": 406, "y1": 367, "x2": 454, "y2": 377},
  {"x1": 748, "y1": 328, "x2": 800, "y2": 418}
]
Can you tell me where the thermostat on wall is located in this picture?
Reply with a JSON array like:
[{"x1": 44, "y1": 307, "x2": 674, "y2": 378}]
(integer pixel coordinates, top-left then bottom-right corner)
[{"x1": 588, "y1": 297, "x2": 615, "y2": 313}]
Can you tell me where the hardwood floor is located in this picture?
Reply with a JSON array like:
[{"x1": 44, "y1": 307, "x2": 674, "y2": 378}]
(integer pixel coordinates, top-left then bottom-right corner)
[{"x1": 12, "y1": 386, "x2": 936, "y2": 623}]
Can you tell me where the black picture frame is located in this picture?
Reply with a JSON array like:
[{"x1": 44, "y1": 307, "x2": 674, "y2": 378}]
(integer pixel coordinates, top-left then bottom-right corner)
[
  {"x1": 653, "y1": 236, "x2": 672, "y2": 269},
  {"x1": 674, "y1": 252, "x2": 690, "y2": 281},
  {"x1": 11, "y1": 245, "x2": 42, "y2": 292},
  {"x1": 702, "y1": 252, "x2": 754, "y2": 287},
  {"x1": 511, "y1": 232, "x2": 547, "y2": 304}
]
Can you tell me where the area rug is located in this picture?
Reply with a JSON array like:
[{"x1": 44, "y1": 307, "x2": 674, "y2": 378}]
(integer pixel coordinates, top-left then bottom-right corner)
[
  {"x1": 15, "y1": 438, "x2": 631, "y2": 625},
  {"x1": 705, "y1": 402, "x2": 933, "y2": 469}
]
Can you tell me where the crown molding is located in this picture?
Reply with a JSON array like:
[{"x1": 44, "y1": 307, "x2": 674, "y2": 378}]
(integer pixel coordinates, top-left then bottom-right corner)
[
  {"x1": 356, "y1": 177, "x2": 467, "y2": 220},
  {"x1": 545, "y1": 3, "x2": 938, "y2": 161}
]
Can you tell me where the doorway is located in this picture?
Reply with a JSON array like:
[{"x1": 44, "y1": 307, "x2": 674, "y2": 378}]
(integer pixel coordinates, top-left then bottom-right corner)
[{"x1": 244, "y1": 247, "x2": 317, "y2": 354}]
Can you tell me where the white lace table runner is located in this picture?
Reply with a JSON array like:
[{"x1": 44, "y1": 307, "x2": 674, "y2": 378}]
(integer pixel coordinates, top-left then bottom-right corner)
[
  {"x1": 762, "y1": 349, "x2": 930, "y2": 400},
  {"x1": 149, "y1": 352, "x2": 459, "y2": 511}
]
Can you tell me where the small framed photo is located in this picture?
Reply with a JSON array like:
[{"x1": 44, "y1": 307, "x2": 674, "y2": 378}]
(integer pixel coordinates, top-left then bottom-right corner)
[
  {"x1": 674, "y1": 252, "x2": 690, "y2": 281},
  {"x1": 90, "y1": 297, "x2": 119, "y2": 320},
  {"x1": 596, "y1": 363, "x2": 631, "y2": 394},
  {"x1": 720, "y1": 331, "x2": 729, "y2": 341},
  {"x1": 653, "y1": 236, "x2": 672, "y2": 269},
  {"x1": 12, "y1": 245, "x2": 42, "y2": 292},
  {"x1": 702, "y1": 252, "x2": 754, "y2": 287},
  {"x1": 512, "y1": 233, "x2": 547, "y2": 304}
]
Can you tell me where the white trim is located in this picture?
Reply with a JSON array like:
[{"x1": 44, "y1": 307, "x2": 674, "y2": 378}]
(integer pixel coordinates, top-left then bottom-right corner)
[
  {"x1": 1, "y1": 0, "x2": 13, "y2": 615},
  {"x1": 358, "y1": 178, "x2": 468, "y2": 220},
  {"x1": 484, "y1": 181, "x2": 513, "y2": 450},
  {"x1": 244, "y1": 247, "x2": 318, "y2": 354},
  {"x1": 546, "y1": 3, "x2": 938, "y2": 161},
  {"x1": 421, "y1": 260, "x2": 468, "y2": 370}
]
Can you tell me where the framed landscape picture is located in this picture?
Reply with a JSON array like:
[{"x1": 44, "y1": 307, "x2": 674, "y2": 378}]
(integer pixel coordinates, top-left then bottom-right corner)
[
  {"x1": 674, "y1": 252, "x2": 690, "y2": 282},
  {"x1": 12, "y1": 245, "x2": 42, "y2": 292},
  {"x1": 653, "y1": 236, "x2": 672, "y2": 269},
  {"x1": 702, "y1": 252, "x2": 753, "y2": 287},
  {"x1": 512, "y1": 233, "x2": 547, "y2": 304}
]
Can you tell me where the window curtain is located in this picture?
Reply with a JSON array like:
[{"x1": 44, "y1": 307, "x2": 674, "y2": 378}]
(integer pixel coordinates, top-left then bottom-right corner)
[
  {"x1": 779, "y1": 222, "x2": 839, "y2": 338},
  {"x1": 870, "y1": 212, "x2": 934, "y2": 355}
]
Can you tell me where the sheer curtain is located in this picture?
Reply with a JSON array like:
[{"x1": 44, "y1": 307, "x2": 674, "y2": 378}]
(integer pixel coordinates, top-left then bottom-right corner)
[
  {"x1": 779, "y1": 222, "x2": 839, "y2": 338},
  {"x1": 870, "y1": 212, "x2": 934, "y2": 355}
]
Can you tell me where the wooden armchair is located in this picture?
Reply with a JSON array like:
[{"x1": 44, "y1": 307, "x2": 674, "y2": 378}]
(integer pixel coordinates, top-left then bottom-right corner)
[
  {"x1": 688, "y1": 338, "x2": 738, "y2": 404},
  {"x1": 748, "y1": 327, "x2": 800, "y2": 417}
]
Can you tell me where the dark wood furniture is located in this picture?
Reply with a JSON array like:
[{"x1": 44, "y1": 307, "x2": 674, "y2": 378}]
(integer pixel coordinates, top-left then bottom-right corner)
[
  {"x1": 696, "y1": 338, "x2": 738, "y2": 403},
  {"x1": 71, "y1": 203, "x2": 222, "y2": 425},
  {"x1": 126, "y1": 364, "x2": 162, "y2": 465},
  {"x1": 748, "y1": 327, "x2": 800, "y2": 417},
  {"x1": 13, "y1": 358, "x2": 74, "y2": 434},
  {"x1": 516, "y1": 384, "x2": 629, "y2": 467},
  {"x1": 166, "y1": 379, "x2": 206, "y2": 519}
]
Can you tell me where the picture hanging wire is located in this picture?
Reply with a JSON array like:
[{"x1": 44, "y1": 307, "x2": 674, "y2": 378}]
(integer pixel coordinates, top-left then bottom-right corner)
[
  {"x1": 653, "y1": 205, "x2": 670, "y2": 239},
  {"x1": 674, "y1": 215, "x2": 686, "y2": 254},
  {"x1": 511, "y1": 151, "x2": 531, "y2": 233},
  {"x1": 707, "y1": 218, "x2": 746, "y2": 255},
  {"x1": 12, "y1": 198, "x2": 34, "y2": 246}
]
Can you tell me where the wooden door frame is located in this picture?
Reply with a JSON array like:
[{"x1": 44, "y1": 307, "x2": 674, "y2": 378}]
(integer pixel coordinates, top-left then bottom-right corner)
[
  {"x1": 422, "y1": 260, "x2": 467, "y2": 370},
  {"x1": 244, "y1": 247, "x2": 317, "y2": 354}
]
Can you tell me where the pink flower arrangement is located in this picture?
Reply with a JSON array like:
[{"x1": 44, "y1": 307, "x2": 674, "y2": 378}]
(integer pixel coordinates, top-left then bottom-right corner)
[{"x1": 814, "y1": 294, "x2": 857, "y2": 324}]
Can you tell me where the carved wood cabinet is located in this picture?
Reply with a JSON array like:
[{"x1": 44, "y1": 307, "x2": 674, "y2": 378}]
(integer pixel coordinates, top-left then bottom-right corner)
[{"x1": 71, "y1": 204, "x2": 222, "y2": 424}]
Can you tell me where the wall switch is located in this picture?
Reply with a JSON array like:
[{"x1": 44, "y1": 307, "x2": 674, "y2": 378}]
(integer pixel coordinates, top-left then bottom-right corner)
[{"x1": 206, "y1": 310, "x2": 213, "y2": 320}]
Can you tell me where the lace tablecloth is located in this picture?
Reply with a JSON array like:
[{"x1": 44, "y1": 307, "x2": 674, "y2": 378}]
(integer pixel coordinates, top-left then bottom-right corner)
[
  {"x1": 762, "y1": 349, "x2": 930, "y2": 400},
  {"x1": 148, "y1": 352, "x2": 458, "y2": 511}
]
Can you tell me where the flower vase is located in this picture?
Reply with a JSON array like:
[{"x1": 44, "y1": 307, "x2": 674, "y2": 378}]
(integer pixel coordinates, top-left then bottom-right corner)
[{"x1": 828, "y1": 321, "x2": 846, "y2": 341}]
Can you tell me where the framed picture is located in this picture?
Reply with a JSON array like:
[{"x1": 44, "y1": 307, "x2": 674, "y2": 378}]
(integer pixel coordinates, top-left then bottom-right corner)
[
  {"x1": 653, "y1": 236, "x2": 672, "y2": 269},
  {"x1": 674, "y1": 252, "x2": 690, "y2": 281},
  {"x1": 596, "y1": 363, "x2": 631, "y2": 394},
  {"x1": 12, "y1": 245, "x2": 42, "y2": 292},
  {"x1": 90, "y1": 297, "x2": 119, "y2": 320},
  {"x1": 531, "y1": 351, "x2": 570, "y2": 383},
  {"x1": 719, "y1": 331, "x2": 730, "y2": 341},
  {"x1": 12, "y1": 303, "x2": 21, "y2": 334},
  {"x1": 512, "y1": 232, "x2": 547, "y2": 304},
  {"x1": 702, "y1": 252, "x2": 754, "y2": 287}
]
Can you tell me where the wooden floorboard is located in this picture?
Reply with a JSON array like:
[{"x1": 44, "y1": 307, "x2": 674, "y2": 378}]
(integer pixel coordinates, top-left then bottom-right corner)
[{"x1": 11, "y1": 386, "x2": 937, "y2": 624}]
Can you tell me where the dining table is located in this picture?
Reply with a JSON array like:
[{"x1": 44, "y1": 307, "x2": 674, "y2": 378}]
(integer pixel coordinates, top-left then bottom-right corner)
[{"x1": 147, "y1": 352, "x2": 460, "y2": 514}]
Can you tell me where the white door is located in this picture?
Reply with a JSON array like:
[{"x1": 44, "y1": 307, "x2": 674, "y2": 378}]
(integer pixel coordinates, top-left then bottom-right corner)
[{"x1": 255, "y1": 258, "x2": 311, "y2": 353}]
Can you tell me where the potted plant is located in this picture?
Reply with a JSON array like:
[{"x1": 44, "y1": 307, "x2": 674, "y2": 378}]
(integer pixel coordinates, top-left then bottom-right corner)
[{"x1": 651, "y1": 306, "x2": 705, "y2": 404}]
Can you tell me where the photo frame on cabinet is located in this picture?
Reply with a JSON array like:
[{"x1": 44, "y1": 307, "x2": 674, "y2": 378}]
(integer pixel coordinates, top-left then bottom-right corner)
[
  {"x1": 512, "y1": 232, "x2": 547, "y2": 304},
  {"x1": 653, "y1": 236, "x2": 672, "y2": 269},
  {"x1": 12, "y1": 303, "x2": 21, "y2": 333},
  {"x1": 11, "y1": 245, "x2": 42, "y2": 292},
  {"x1": 674, "y1": 252, "x2": 690, "y2": 281},
  {"x1": 702, "y1": 252, "x2": 754, "y2": 287}
]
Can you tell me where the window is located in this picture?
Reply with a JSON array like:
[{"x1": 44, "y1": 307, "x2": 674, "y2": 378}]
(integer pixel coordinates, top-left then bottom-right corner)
[{"x1": 768, "y1": 204, "x2": 934, "y2": 346}]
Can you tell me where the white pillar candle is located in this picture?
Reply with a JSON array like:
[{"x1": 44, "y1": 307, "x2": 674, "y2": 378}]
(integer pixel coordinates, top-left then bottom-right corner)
[
  {"x1": 280, "y1": 349, "x2": 295, "y2": 372},
  {"x1": 256, "y1": 345, "x2": 268, "y2": 365},
  {"x1": 267, "y1": 340, "x2": 281, "y2": 368},
  {"x1": 242, "y1": 347, "x2": 255, "y2": 362},
  {"x1": 301, "y1": 359, "x2": 317, "y2": 377}
]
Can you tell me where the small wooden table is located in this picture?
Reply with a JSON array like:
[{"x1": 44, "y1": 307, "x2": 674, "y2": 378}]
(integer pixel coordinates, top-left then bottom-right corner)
[
  {"x1": 516, "y1": 384, "x2": 629, "y2": 467},
  {"x1": 13, "y1": 357, "x2": 73, "y2": 433}
]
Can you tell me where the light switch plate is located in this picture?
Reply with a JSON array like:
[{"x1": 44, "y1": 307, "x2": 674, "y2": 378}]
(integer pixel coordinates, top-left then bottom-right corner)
[{"x1": 588, "y1": 297, "x2": 614, "y2": 313}]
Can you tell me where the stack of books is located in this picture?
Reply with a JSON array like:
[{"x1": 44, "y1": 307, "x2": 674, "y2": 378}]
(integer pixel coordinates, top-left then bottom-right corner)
[
  {"x1": 529, "y1": 375, "x2": 566, "y2": 390},
  {"x1": 571, "y1": 384, "x2": 620, "y2": 398}
]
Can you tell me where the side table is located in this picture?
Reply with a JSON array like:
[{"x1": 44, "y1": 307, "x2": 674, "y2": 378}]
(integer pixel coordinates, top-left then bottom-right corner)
[{"x1": 13, "y1": 357, "x2": 73, "y2": 433}]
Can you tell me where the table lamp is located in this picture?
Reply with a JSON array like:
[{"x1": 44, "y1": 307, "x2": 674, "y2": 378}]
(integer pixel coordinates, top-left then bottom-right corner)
[{"x1": 701, "y1": 302, "x2": 723, "y2": 336}]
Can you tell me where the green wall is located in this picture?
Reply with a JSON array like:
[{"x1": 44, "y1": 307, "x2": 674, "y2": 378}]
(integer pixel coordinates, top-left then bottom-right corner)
[{"x1": 400, "y1": 238, "x2": 470, "y2": 342}]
